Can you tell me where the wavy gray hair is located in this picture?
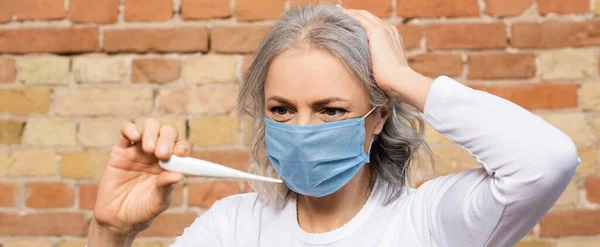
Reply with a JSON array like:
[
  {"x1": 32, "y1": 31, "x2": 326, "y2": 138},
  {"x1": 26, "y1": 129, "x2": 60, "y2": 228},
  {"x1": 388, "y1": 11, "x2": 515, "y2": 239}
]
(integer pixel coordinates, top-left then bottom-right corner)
[{"x1": 238, "y1": 3, "x2": 434, "y2": 205}]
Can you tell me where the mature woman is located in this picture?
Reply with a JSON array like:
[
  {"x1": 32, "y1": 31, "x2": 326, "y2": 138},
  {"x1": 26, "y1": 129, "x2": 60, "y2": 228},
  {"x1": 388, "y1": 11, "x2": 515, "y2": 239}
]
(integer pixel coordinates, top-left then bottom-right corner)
[{"x1": 88, "y1": 3, "x2": 580, "y2": 247}]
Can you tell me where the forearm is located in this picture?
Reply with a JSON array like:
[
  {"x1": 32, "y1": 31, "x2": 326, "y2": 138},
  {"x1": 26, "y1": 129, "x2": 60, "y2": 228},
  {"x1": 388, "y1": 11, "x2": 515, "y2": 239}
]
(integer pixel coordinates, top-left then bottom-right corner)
[
  {"x1": 387, "y1": 67, "x2": 434, "y2": 113},
  {"x1": 88, "y1": 219, "x2": 137, "y2": 247}
]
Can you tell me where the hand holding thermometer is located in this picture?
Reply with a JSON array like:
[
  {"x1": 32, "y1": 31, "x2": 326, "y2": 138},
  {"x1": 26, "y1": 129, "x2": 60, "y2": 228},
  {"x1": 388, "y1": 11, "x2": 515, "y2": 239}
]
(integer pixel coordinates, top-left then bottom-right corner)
[{"x1": 159, "y1": 155, "x2": 283, "y2": 183}]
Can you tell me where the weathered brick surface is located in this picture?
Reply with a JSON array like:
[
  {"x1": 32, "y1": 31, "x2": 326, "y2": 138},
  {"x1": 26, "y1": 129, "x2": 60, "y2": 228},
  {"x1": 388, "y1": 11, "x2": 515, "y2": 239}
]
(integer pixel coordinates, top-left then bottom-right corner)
[
  {"x1": 0, "y1": 0, "x2": 65, "y2": 21},
  {"x1": 0, "y1": 149, "x2": 57, "y2": 177},
  {"x1": 0, "y1": 89, "x2": 51, "y2": 115},
  {"x1": 344, "y1": 0, "x2": 392, "y2": 17},
  {"x1": 124, "y1": 0, "x2": 173, "y2": 22},
  {"x1": 26, "y1": 182, "x2": 75, "y2": 208},
  {"x1": 68, "y1": 0, "x2": 118, "y2": 23},
  {"x1": 189, "y1": 117, "x2": 240, "y2": 146},
  {"x1": 0, "y1": 183, "x2": 18, "y2": 207},
  {"x1": 485, "y1": 0, "x2": 533, "y2": 16},
  {"x1": 483, "y1": 83, "x2": 578, "y2": 110},
  {"x1": 16, "y1": 56, "x2": 70, "y2": 85},
  {"x1": 408, "y1": 54, "x2": 462, "y2": 77},
  {"x1": 468, "y1": 53, "x2": 535, "y2": 79},
  {"x1": 55, "y1": 88, "x2": 153, "y2": 116},
  {"x1": 210, "y1": 26, "x2": 270, "y2": 53},
  {"x1": 512, "y1": 21, "x2": 600, "y2": 48},
  {"x1": 132, "y1": 58, "x2": 181, "y2": 83},
  {"x1": 181, "y1": 0, "x2": 230, "y2": 19},
  {"x1": 235, "y1": 0, "x2": 284, "y2": 21},
  {"x1": 158, "y1": 85, "x2": 238, "y2": 115},
  {"x1": 0, "y1": 28, "x2": 99, "y2": 53},
  {"x1": 104, "y1": 28, "x2": 208, "y2": 53},
  {"x1": 78, "y1": 118, "x2": 126, "y2": 147},
  {"x1": 0, "y1": 58, "x2": 16, "y2": 83},
  {"x1": 426, "y1": 23, "x2": 507, "y2": 50},
  {"x1": 538, "y1": 0, "x2": 589, "y2": 15},
  {"x1": 0, "y1": 212, "x2": 88, "y2": 236},
  {"x1": 397, "y1": 0, "x2": 479, "y2": 17},
  {"x1": 540, "y1": 49, "x2": 596, "y2": 80},
  {"x1": 395, "y1": 25, "x2": 422, "y2": 50},
  {"x1": 23, "y1": 118, "x2": 77, "y2": 146},
  {"x1": 540, "y1": 210, "x2": 600, "y2": 236},
  {"x1": 73, "y1": 56, "x2": 126, "y2": 83},
  {"x1": 0, "y1": 119, "x2": 23, "y2": 144},
  {"x1": 183, "y1": 55, "x2": 238, "y2": 84},
  {"x1": 61, "y1": 151, "x2": 109, "y2": 179}
]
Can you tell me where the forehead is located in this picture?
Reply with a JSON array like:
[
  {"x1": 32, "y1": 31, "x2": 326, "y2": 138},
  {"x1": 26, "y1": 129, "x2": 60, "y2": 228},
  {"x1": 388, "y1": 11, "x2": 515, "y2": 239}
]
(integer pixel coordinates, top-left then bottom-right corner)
[{"x1": 264, "y1": 48, "x2": 366, "y2": 102}]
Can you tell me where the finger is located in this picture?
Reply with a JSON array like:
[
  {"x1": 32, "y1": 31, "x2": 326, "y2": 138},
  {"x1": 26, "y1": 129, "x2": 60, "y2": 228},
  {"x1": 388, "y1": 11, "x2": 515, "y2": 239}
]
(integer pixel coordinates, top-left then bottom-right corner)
[
  {"x1": 173, "y1": 140, "x2": 191, "y2": 157},
  {"x1": 156, "y1": 125, "x2": 178, "y2": 160},
  {"x1": 156, "y1": 170, "x2": 184, "y2": 189},
  {"x1": 115, "y1": 122, "x2": 141, "y2": 148},
  {"x1": 142, "y1": 118, "x2": 161, "y2": 154}
]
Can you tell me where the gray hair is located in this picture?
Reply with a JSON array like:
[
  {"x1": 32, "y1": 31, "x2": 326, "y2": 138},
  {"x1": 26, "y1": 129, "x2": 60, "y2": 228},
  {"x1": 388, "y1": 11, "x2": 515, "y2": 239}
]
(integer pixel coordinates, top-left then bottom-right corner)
[{"x1": 238, "y1": 2, "x2": 434, "y2": 205}]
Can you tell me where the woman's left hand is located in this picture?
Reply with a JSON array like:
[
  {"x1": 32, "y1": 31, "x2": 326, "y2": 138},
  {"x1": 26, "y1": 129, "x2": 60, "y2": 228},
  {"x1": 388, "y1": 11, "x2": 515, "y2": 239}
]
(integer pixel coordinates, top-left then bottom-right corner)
[{"x1": 340, "y1": 6, "x2": 433, "y2": 112}]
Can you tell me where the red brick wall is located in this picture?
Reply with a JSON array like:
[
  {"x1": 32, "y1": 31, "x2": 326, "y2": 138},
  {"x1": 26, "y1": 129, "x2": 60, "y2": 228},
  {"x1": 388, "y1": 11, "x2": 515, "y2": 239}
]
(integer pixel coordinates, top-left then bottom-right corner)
[{"x1": 0, "y1": 0, "x2": 599, "y2": 246}]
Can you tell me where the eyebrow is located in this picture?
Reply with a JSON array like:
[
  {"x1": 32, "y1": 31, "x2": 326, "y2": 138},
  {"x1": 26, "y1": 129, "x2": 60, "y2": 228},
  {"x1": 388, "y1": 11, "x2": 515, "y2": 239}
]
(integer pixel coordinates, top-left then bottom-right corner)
[{"x1": 267, "y1": 96, "x2": 349, "y2": 107}]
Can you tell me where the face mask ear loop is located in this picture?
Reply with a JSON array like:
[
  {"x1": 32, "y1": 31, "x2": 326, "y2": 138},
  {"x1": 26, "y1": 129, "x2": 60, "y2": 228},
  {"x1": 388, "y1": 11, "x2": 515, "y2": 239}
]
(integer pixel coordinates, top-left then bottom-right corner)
[{"x1": 362, "y1": 106, "x2": 378, "y2": 119}]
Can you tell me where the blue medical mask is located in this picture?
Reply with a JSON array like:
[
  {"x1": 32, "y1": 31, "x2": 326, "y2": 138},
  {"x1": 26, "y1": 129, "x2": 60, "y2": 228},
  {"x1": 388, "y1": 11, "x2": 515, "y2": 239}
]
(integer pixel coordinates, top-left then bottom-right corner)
[{"x1": 265, "y1": 107, "x2": 377, "y2": 197}]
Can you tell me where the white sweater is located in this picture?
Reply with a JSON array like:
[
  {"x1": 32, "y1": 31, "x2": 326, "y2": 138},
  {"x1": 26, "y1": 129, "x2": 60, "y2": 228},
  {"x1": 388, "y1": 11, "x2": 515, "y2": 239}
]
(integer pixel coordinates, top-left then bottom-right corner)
[{"x1": 171, "y1": 76, "x2": 580, "y2": 247}]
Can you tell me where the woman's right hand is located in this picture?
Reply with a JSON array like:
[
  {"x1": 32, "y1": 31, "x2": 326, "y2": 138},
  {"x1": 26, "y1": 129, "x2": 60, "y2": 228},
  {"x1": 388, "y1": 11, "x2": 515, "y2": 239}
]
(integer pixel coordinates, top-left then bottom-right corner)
[{"x1": 92, "y1": 119, "x2": 190, "y2": 237}]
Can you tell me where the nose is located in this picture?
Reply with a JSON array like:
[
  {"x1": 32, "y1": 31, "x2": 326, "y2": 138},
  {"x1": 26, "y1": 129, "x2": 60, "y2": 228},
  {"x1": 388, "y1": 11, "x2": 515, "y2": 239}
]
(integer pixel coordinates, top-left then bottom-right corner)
[{"x1": 295, "y1": 111, "x2": 320, "y2": 126}]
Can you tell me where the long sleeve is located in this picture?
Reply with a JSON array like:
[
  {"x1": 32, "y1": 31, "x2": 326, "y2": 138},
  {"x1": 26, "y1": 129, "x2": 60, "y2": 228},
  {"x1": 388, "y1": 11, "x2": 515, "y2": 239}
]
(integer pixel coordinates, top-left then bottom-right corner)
[{"x1": 416, "y1": 76, "x2": 580, "y2": 247}]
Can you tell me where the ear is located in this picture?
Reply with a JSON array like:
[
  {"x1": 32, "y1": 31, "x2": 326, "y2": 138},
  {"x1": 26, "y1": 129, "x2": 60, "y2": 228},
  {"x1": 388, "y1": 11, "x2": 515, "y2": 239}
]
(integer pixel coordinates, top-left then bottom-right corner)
[{"x1": 373, "y1": 106, "x2": 390, "y2": 135}]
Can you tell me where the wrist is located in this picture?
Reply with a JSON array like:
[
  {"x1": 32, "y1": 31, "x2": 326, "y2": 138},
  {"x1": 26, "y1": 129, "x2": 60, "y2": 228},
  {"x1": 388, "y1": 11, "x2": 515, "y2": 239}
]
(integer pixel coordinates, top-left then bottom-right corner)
[
  {"x1": 88, "y1": 219, "x2": 137, "y2": 247},
  {"x1": 388, "y1": 67, "x2": 434, "y2": 113}
]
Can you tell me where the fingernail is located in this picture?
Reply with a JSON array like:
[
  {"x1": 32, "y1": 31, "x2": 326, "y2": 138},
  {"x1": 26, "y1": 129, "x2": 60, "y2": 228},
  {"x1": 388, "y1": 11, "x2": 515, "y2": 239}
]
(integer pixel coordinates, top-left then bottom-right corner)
[
  {"x1": 131, "y1": 130, "x2": 140, "y2": 138},
  {"x1": 147, "y1": 140, "x2": 155, "y2": 149},
  {"x1": 160, "y1": 145, "x2": 169, "y2": 155}
]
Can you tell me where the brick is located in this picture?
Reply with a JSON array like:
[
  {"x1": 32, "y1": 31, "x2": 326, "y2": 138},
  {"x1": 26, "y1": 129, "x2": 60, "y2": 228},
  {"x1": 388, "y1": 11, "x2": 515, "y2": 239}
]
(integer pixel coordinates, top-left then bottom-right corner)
[
  {"x1": 26, "y1": 182, "x2": 75, "y2": 208},
  {"x1": 555, "y1": 180, "x2": 578, "y2": 207},
  {"x1": 577, "y1": 145, "x2": 598, "y2": 176},
  {"x1": 55, "y1": 88, "x2": 153, "y2": 116},
  {"x1": 188, "y1": 181, "x2": 240, "y2": 208},
  {"x1": 395, "y1": 25, "x2": 422, "y2": 50},
  {"x1": 139, "y1": 213, "x2": 197, "y2": 236},
  {"x1": 183, "y1": 55, "x2": 238, "y2": 84},
  {"x1": 540, "y1": 113, "x2": 595, "y2": 144},
  {"x1": 171, "y1": 183, "x2": 184, "y2": 207},
  {"x1": 426, "y1": 23, "x2": 507, "y2": 50},
  {"x1": 0, "y1": 28, "x2": 99, "y2": 54},
  {"x1": 0, "y1": 183, "x2": 18, "y2": 207},
  {"x1": 290, "y1": 0, "x2": 339, "y2": 7},
  {"x1": 585, "y1": 176, "x2": 600, "y2": 203},
  {"x1": 0, "y1": 58, "x2": 16, "y2": 83},
  {"x1": 512, "y1": 21, "x2": 600, "y2": 48},
  {"x1": 0, "y1": 212, "x2": 87, "y2": 236},
  {"x1": 235, "y1": 0, "x2": 284, "y2": 21},
  {"x1": 181, "y1": 0, "x2": 230, "y2": 19},
  {"x1": 408, "y1": 54, "x2": 462, "y2": 78},
  {"x1": 484, "y1": 83, "x2": 578, "y2": 110},
  {"x1": 211, "y1": 26, "x2": 270, "y2": 53},
  {"x1": 0, "y1": 119, "x2": 23, "y2": 144},
  {"x1": 485, "y1": 0, "x2": 533, "y2": 16},
  {"x1": 582, "y1": 83, "x2": 600, "y2": 112},
  {"x1": 124, "y1": 0, "x2": 173, "y2": 22},
  {"x1": 593, "y1": 115, "x2": 600, "y2": 140},
  {"x1": 513, "y1": 241, "x2": 552, "y2": 247},
  {"x1": 557, "y1": 239, "x2": 600, "y2": 247},
  {"x1": 135, "y1": 117, "x2": 187, "y2": 139},
  {"x1": 540, "y1": 210, "x2": 600, "y2": 236},
  {"x1": 596, "y1": 1, "x2": 600, "y2": 15},
  {"x1": 23, "y1": 118, "x2": 77, "y2": 146},
  {"x1": 61, "y1": 151, "x2": 109, "y2": 179},
  {"x1": 189, "y1": 117, "x2": 240, "y2": 147},
  {"x1": 3, "y1": 240, "x2": 53, "y2": 247},
  {"x1": 424, "y1": 122, "x2": 451, "y2": 144},
  {"x1": 0, "y1": 0, "x2": 65, "y2": 21},
  {"x1": 69, "y1": 0, "x2": 119, "y2": 23},
  {"x1": 16, "y1": 56, "x2": 69, "y2": 85},
  {"x1": 0, "y1": 149, "x2": 57, "y2": 177},
  {"x1": 79, "y1": 118, "x2": 127, "y2": 147},
  {"x1": 0, "y1": 88, "x2": 51, "y2": 115},
  {"x1": 79, "y1": 183, "x2": 98, "y2": 209},
  {"x1": 397, "y1": 0, "x2": 479, "y2": 17},
  {"x1": 58, "y1": 242, "x2": 87, "y2": 247},
  {"x1": 538, "y1": 0, "x2": 589, "y2": 15},
  {"x1": 104, "y1": 28, "x2": 208, "y2": 53},
  {"x1": 132, "y1": 58, "x2": 181, "y2": 84},
  {"x1": 158, "y1": 85, "x2": 238, "y2": 115},
  {"x1": 191, "y1": 149, "x2": 251, "y2": 171},
  {"x1": 73, "y1": 56, "x2": 126, "y2": 83},
  {"x1": 344, "y1": 0, "x2": 393, "y2": 17},
  {"x1": 540, "y1": 49, "x2": 596, "y2": 80},
  {"x1": 468, "y1": 53, "x2": 535, "y2": 79},
  {"x1": 133, "y1": 242, "x2": 162, "y2": 247},
  {"x1": 419, "y1": 146, "x2": 479, "y2": 176}
]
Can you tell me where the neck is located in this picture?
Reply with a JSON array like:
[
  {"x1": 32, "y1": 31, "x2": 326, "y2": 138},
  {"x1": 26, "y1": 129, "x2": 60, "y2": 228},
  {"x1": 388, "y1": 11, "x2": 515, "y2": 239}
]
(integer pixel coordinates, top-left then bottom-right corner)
[{"x1": 296, "y1": 166, "x2": 372, "y2": 233}]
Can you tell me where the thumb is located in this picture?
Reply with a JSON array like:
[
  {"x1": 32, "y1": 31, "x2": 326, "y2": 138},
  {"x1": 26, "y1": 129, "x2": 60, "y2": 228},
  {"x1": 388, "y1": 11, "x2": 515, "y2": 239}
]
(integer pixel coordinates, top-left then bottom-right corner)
[{"x1": 156, "y1": 171, "x2": 184, "y2": 194}]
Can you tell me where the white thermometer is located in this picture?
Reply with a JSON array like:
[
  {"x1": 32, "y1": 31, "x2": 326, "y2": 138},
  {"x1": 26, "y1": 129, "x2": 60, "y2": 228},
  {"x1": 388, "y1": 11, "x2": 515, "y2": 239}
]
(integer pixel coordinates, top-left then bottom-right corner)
[{"x1": 159, "y1": 155, "x2": 283, "y2": 183}]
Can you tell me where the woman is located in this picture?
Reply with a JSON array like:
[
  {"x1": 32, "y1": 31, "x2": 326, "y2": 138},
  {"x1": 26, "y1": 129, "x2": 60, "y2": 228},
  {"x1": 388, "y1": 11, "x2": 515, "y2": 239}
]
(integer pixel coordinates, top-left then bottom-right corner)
[{"x1": 88, "y1": 3, "x2": 580, "y2": 247}]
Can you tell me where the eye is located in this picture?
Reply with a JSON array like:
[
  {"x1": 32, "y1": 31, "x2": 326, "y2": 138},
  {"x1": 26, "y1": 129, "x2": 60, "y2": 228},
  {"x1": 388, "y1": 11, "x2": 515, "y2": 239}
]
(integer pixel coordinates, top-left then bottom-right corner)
[
  {"x1": 271, "y1": 106, "x2": 289, "y2": 116},
  {"x1": 320, "y1": 108, "x2": 348, "y2": 121}
]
